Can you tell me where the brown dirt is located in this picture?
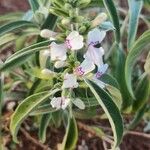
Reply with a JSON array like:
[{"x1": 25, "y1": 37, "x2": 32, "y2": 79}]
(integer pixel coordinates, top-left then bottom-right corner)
[{"x1": 1, "y1": 0, "x2": 150, "y2": 150}]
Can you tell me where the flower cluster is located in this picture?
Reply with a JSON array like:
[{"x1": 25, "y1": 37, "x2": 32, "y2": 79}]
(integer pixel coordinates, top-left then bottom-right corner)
[{"x1": 40, "y1": 26, "x2": 108, "y2": 110}]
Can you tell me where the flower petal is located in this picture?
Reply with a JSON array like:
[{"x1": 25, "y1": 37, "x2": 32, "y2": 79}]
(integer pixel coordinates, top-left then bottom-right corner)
[
  {"x1": 87, "y1": 28, "x2": 106, "y2": 45},
  {"x1": 95, "y1": 63, "x2": 108, "y2": 78},
  {"x1": 84, "y1": 46, "x2": 104, "y2": 67},
  {"x1": 66, "y1": 31, "x2": 84, "y2": 50},
  {"x1": 62, "y1": 73, "x2": 79, "y2": 88},
  {"x1": 75, "y1": 59, "x2": 95, "y2": 76},
  {"x1": 66, "y1": 31, "x2": 79, "y2": 40},
  {"x1": 50, "y1": 97, "x2": 70, "y2": 110},
  {"x1": 50, "y1": 42, "x2": 67, "y2": 61}
]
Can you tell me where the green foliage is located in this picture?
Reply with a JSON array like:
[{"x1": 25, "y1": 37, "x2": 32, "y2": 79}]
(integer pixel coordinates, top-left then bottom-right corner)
[
  {"x1": 10, "y1": 89, "x2": 60, "y2": 143},
  {"x1": 61, "y1": 117, "x2": 78, "y2": 150},
  {"x1": 127, "y1": 0, "x2": 143, "y2": 48},
  {"x1": 0, "y1": 0, "x2": 150, "y2": 149},
  {"x1": 84, "y1": 79, "x2": 123, "y2": 149},
  {"x1": 125, "y1": 30, "x2": 150, "y2": 98}
]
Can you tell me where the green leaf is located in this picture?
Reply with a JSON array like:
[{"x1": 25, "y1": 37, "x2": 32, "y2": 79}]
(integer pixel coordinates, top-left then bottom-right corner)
[
  {"x1": 39, "y1": 113, "x2": 51, "y2": 143},
  {"x1": 128, "y1": 104, "x2": 147, "y2": 130},
  {"x1": 125, "y1": 30, "x2": 150, "y2": 98},
  {"x1": 106, "y1": 84, "x2": 122, "y2": 110},
  {"x1": 61, "y1": 117, "x2": 78, "y2": 150},
  {"x1": 144, "y1": 51, "x2": 150, "y2": 75},
  {"x1": 10, "y1": 89, "x2": 60, "y2": 143},
  {"x1": 0, "y1": 33, "x2": 17, "y2": 48},
  {"x1": 0, "y1": 20, "x2": 38, "y2": 36},
  {"x1": 84, "y1": 79, "x2": 123, "y2": 149},
  {"x1": 0, "y1": 41, "x2": 49, "y2": 71},
  {"x1": 0, "y1": 12, "x2": 23, "y2": 23},
  {"x1": 73, "y1": 108, "x2": 97, "y2": 119},
  {"x1": 102, "y1": 0, "x2": 120, "y2": 43},
  {"x1": 100, "y1": 73, "x2": 119, "y2": 89},
  {"x1": 30, "y1": 104, "x2": 56, "y2": 115},
  {"x1": 127, "y1": 0, "x2": 143, "y2": 48},
  {"x1": 132, "y1": 74, "x2": 150, "y2": 111},
  {"x1": 28, "y1": 0, "x2": 39, "y2": 13}
]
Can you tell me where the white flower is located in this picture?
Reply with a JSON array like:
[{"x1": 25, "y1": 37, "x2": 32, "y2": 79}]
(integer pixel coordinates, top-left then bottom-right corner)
[
  {"x1": 62, "y1": 73, "x2": 79, "y2": 88},
  {"x1": 95, "y1": 63, "x2": 108, "y2": 78},
  {"x1": 84, "y1": 46, "x2": 104, "y2": 67},
  {"x1": 50, "y1": 97, "x2": 70, "y2": 110},
  {"x1": 65, "y1": 31, "x2": 84, "y2": 51},
  {"x1": 50, "y1": 42, "x2": 67, "y2": 61},
  {"x1": 92, "y1": 64, "x2": 108, "y2": 89},
  {"x1": 85, "y1": 28, "x2": 106, "y2": 68},
  {"x1": 87, "y1": 28, "x2": 106, "y2": 45},
  {"x1": 75, "y1": 59, "x2": 95, "y2": 76}
]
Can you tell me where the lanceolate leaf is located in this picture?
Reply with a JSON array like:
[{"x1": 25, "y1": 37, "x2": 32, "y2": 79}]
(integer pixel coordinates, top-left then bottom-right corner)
[
  {"x1": 0, "y1": 21, "x2": 38, "y2": 36},
  {"x1": 84, "y1": 79, "x2": 123, "y2": 149},
  {"x1": 125, "y1": 30, "x2": 150, "y2": 98},
  {"x1": 128, "y1": 104, "x2": 147, "y2": 130},
  {"x1": 39, "y1": 113, "x2": 52, "y2": 143},
  {"x1": 61, "y1": 117, "x2": 78, "y2": 150},
  {"x1": 102, "y1": 0, "x2": 120, "y2": 43},
  {"x1": 133, "y1": 74, "x2": 150, "y2": 111},
  {"x1": 10, "y1": 89, "x2": 60, "y2": 143},
  {"x1": 0, "y1": 41, "x2": 50, "y2": 71},
  {"x1": 127, "y1": 0, "x2": 143, "y2": 48},
  {"x1": 28, "y1": 0, "x2": 39, "y2": 13}
]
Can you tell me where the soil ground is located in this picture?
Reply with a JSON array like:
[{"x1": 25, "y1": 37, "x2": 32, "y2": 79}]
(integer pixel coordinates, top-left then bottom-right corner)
[{"x1": 0, "y1": 0, "x2": 150, "y2": 150}]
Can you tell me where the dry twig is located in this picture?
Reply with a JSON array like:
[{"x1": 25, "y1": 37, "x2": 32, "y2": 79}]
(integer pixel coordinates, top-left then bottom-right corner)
[{"x1": 20, "y1": 128, "x2": 51, "y2": 150}]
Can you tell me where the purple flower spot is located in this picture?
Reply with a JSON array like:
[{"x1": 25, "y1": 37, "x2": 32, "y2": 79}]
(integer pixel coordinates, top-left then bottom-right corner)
[
  {"x1": 65, "y1": 39, "x2": 72, "y2": 49},
  {"x1": 96, "y1": 71, "x2": 103, "y2": 78},
  {"x1": 76, "y1": 67, "x2": 85, "y2": 76}
]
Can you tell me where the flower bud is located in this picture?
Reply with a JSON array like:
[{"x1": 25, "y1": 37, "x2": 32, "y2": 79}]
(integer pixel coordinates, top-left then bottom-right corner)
[
  {"x1": 41, "y1": 69, "x2": 55, "y2": 76},
  {"x1": 40, "y1": 29, "x2": 56, "y2": 38},
  {"x1": 79, "y1": 26, "x2": 87, "y2": 33},
  {"x1": 41, "y1": 50, "x2": 51, "y2": 57},
  {"x1": 91, "y1": 13, "x2": 107, "y2": 27},
  {"x1": 64, "y1": 3, "x2": 72, "y2": 10},
  {"x1": 77, "y1": 0, "x2": 91, "y2": 8},
  {"x1": 54, "y1": 61, "x2": 67, "y2": 68},
  {"x1": 61, "y1": 18, "x2": 70, "y2": 25}
]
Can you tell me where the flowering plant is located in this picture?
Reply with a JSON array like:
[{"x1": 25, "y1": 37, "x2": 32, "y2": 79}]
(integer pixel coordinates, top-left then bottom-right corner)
[{"x1": 0, "y1": 0, "x2": 150, "y2": 149}]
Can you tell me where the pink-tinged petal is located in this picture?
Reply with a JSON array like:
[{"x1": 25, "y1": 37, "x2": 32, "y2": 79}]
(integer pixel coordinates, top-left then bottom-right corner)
[
  {"x1": 95, "y1": 64, "x2": 108, "y2": 78},
  {"x1": 69, "y1": 35, "x2": 84, "y2": 50},
  {"x1": 66, "y1": 31, "x2": 84, "y2": 50},
  {"x1": 66, "y1": 31, "x2": 79, "y2": 40},
  {"x1": 84, "y1": 45, "x2": 104, "y2": 67},
  {"x1": 87, "y1": 28, "x2": 106, "y2": 45},
  {"x1": 61, "y1": 98, "x2": 70, "y2": 109},
  {"x1": 75, "y1": 59, "x2": 95, "y2": 76},
  {"x1": 50, "y1": 42, "x2": 67, "y2": 61},
  {"x1": 62, "y1": 73, "x2": 78, "y2": 88}
]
